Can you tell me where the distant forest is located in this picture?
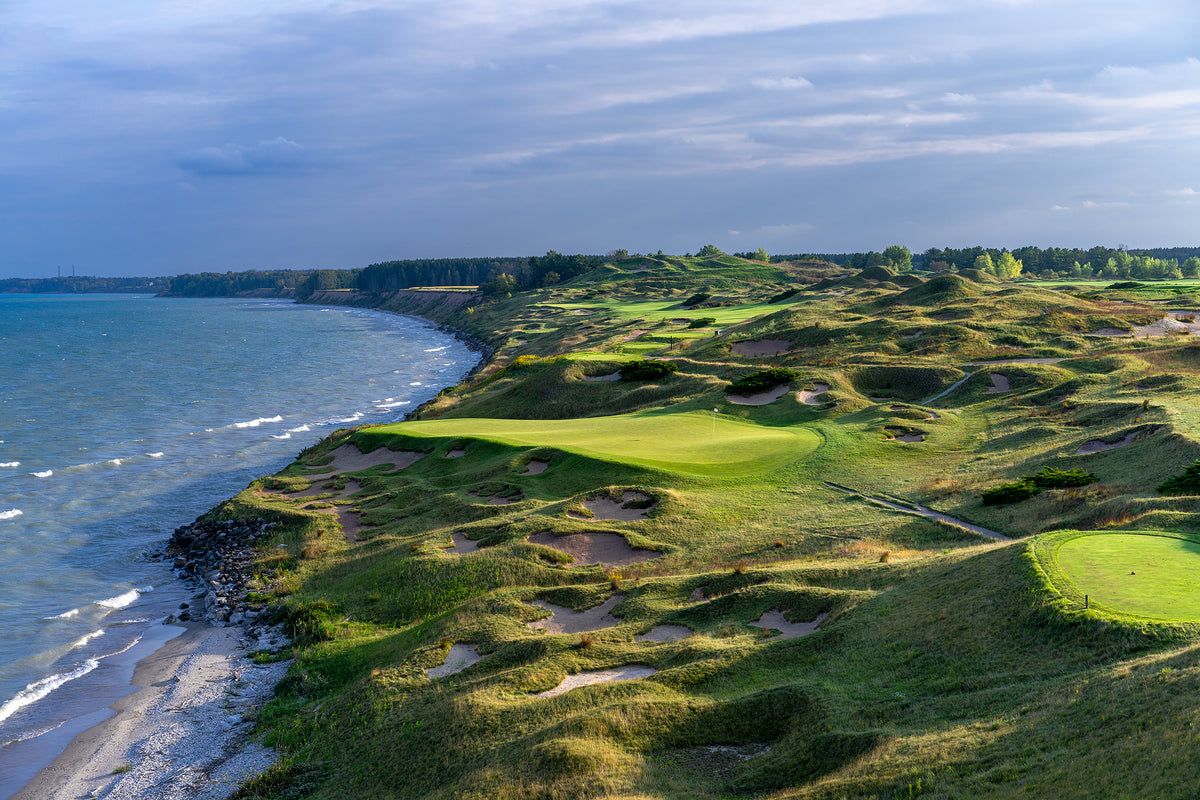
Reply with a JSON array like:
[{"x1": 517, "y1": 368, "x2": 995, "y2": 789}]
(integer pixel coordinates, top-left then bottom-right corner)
[{"x1": 5, "y1": 244, "x2": 1200, "y2": 297}]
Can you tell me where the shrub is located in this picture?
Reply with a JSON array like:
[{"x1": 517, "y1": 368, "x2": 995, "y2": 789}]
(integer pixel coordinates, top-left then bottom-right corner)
[
  {"x1": 683, "y1": 292, "x2": 711, "y2": 307},
  {"x1": 687, "y1": 317, "x2": 717, "y2": 329},
  {"x1": 1029, "y1": 467, "x2": 1097, "y2": 489},
  {"x1": 619, "y1": 360, "x2": 678, "y2": 382},
  {"x1": 769, "y1": 287, "x2": 800, "y2": 303},
  {"x1": 981, "y1": 480, "x2": 1042, "y2": 505},
  {"x1": 726, "y1": 367, "x2": 798, "y2": 395},
  {"x1": 1157, "y1": 460, "x2": 1200, "y2": 495}
]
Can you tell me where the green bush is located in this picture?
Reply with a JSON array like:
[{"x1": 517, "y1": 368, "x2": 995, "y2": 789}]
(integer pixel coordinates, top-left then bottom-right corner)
[
  {"x1": 1029, "y1": 467, "x2": 1097, "y2": 488},
  {"x1": 981, "y1": 480, "x2": 1042, "y2": 505},
  {"x1": 1157, "y1": 460, "x2": 1200, "y2": 495},
  {"x1": 687, "y1": 317, "x2": 717, "y2": 329},
  {"x1": 683, "y1": 292, "x2": 711, "y2": 307},
  {"x1": 619, "y1": 360, "x2": 678, "y2": 382},
  {"x1": 726, "y1": 368, "x2": 798, "y2": 395}
]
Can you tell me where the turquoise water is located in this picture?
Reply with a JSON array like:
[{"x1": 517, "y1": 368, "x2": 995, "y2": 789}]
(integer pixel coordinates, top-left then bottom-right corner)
[{"x1": 0, "y1": 295, "x2": 476, "y2": 794}]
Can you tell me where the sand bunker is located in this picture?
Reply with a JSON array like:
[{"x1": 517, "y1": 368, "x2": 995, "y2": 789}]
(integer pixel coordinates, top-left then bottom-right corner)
[
  {"x1": 904, "y1": 329, "x2": 924, "y2": 339},
  {"x1": 726, "y1": 384, "x2": 791, "y2": 406},
  {"x1": 448, "y1": 532, "x2": 480, "y2": 553},
  {"x1": 584, "y1": 372, "x2": 621, "y2": 382},
  {"x1": 567, "y1": 492, "x2": 658, "y2": 521},
  {"x1": 986, "y1": 373, "x2": 1011, "y2": 393},
  {"x1": 1077, "y1": 429, "x2": 1150, "y2": 455},
  {"x1": 750, "y1": 610, "x2": 828, "y2": 639},
  {"x1": 528, "y1": 530, "x2": 661, "y2": 567},
  {"x1": 731, "y1": 339, "x2": 792, "y2": 357},
  {"x1": 1087, "y1": 327, "x2": 1133, "y2": 337},
  {"x1": 798, "y1": 382, "x2": 830, "y2": 405},
  {"x1": 535, "y1": 665, "x2": 657, "y2": 698},
  {"x1": 283, "y1": 478, "x2": 360, "y2": 501},
  {"x1": 635, "y1": 624, "x2": 692, "y2": 642},
  {"x1": 622, "y1": 329, "x2": 649, "y2": 342},
  {"x1": 426, "y1": 644, "x2": 481, "y2": 679},
  {"x1": 305, "y1": 443, "x2": 424, "y2": 474},
  {"x1": 446, "y1": 448, "x2": 466, "y2": 458},
  {"x1": 884, "y1": 427, "x2": 926, "y2": 443},
  {"x1": 306, "y1": 504, "x2": 364, "y2": 541},
  {"x1": 524, "y1": 459, "x2": 550, "y2": 475},
  {"x1": 528, "y1": 594, "x2": 623, "y2": 634}
]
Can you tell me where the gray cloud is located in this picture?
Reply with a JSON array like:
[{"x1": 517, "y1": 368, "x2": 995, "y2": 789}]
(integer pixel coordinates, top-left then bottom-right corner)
[{"x1": 175, "y1": 137, "x2": 306, "y2": 176}]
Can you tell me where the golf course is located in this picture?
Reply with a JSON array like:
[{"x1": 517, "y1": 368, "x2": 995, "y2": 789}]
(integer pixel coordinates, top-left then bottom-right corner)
[{"x1": 205, "y1": 252, "x2": 1200, "y2": 799}]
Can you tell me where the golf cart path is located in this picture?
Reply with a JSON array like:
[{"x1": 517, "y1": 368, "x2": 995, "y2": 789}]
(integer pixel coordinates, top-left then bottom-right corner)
[{"x1": 825, "y1": 482, "x2": 1008, "y2": 541}]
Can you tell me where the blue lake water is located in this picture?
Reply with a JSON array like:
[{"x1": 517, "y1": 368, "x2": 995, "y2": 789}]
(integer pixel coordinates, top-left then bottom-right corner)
[{"x1": 0, "y1": 294, "x2": 476, "y2": 795}]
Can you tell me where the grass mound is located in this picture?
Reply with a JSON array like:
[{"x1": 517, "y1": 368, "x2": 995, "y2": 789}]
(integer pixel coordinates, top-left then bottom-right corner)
[{"x1": 892, "y1": 273, "x2": 979, "y2": 305}]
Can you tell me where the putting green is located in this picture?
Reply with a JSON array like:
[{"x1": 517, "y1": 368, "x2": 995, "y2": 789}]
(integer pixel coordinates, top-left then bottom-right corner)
[
  {"x1": 375, "y1": 411, "x2": 820, "y2": 477},
  {"x1": 1054, "y1": 532, "x2": 1200, "y2": 621}
]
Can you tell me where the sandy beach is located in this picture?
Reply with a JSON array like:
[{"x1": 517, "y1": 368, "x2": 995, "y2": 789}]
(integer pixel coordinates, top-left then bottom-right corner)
[{"x1": 13, "y1": 621, "x2": 291, "y2": 800}]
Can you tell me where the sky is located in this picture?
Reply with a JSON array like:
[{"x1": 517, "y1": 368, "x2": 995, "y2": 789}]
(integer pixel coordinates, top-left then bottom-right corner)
[{"x1": 1, "y1": 0, "x2": 1198, "y2": 277}]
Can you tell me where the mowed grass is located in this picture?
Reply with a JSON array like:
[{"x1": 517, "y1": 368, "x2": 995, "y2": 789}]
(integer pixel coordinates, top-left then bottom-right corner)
[
  {"x1": 1053, "y1": 531, "x2": 1200, "y2": 621},
  {"x1": 374, "y1": 410, "x2": 820, "y2": 477},
  {"x1": 540, "y1": 297, "x2": 802, "y2": 326}
]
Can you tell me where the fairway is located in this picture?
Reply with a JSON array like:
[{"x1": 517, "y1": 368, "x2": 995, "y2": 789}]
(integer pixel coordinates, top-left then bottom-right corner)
[
  {"x1": 1055, "y1": 532, "x2": 1200, "y2": 621},
  {"x1": 539, "y1": 297, "x2": 802, "y2": 325},
  {"x1": 377, "y1": 411, "x2": 820, "y2": 477}
]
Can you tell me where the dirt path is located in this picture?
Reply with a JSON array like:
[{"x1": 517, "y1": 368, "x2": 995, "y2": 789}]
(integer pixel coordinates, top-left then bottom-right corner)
[{"x1": 824, "y1": 482, "x2": 1008, "y2": 541}]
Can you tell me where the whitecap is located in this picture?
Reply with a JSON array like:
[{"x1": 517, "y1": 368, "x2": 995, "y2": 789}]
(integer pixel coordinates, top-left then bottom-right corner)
[
  {"x1": 0, "y1": 462, "x2": 19, "y2": 468},
  {"x1": 271, "y1": 433, "x2": 292, "y2": 440},
  {"x1": 108, "y1": 459, "x2": 123, "y2": 466},
  {"x1": 0, "y1": 509, "x2": 23, "y2": 520},
  {"x1": 234, "y1": 415, "x2": 284, "y2": 428},
  {"x1": 424, "y1": 346, "x2": 448, "y2": 352},
  {"x1": 146, "y1": 452, "x2": 164, "y2": 458},
  {"x1": 334, "y1": 413, "x2": 363, "y2": 423},
  {"x1": 288, "y1": 425, "x2": 311, "y2": 433},
  {"x1": 71, "y1": 630, "x2": 105, "y2": 649},
  {"x1": 409, "y1": 382, "x2": 423, "y2": 387},
  {"x1": 31, "y1": 470, "x2": 52, "y2": 478},
  {"x1": 0, "y1": 659, "x2": 100, "y2": 723},
  {"x1": 375, "y1": 400, "x2": 412, "y2": 409},
  {"x1": 48, "y1": 608, "x2": 80, "y2": 620},
  {"x1": 96, "y1": 588, "x2": 143, "y2": 609}
]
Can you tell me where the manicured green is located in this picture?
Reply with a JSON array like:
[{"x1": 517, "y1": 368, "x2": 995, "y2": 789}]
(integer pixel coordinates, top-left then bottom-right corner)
[
  {"x1": 374, "y1": 410, "x2": 819, "y2": 477},
  {"x1": 1052, "y1": 531, "x2": 1200, "y2": 620}
]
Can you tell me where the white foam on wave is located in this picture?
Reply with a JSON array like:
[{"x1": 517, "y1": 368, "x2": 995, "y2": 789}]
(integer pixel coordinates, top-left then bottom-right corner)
[
  {"x1": 31, "y1": 470, "x2": 52, "y2": 478},
  {"x1": 289, "y1": 425, "x2": 311, "y2": 433},
  {"x1": 95, "y1": 585, "x2": 151, "y2": 610},
  {"x1": 375, "y1": 400, "x2": 412, "y2": 409},
  {"x1": 71, "y1": 630, "x2": 105, "y2": 649},
  {"x1": 334, "y1": 412, "x2": 363, "y2": 424},
  {"x1": 0, "y1": 659, "x2": 99, "y2": 723},
  {"x1": 235, "y1": 415, "x2": 284, "y2": 428},
  {"x1": 146, "y1": 452, "x2": 164, "y2": 458},
  {"x1": 0, "y1": 509, "x2": 22, "y2": 520},
  {"x1": 108, "y1": 459, "x2": 123, "y2": 466},
  {"x1": 48, "y1": 608, "x2": 80, "y2": 620},
  {"x1": 424, "y1": 346, "x2": 448, "y2": 353},
  {"x1": 271, "y1": 433, "x2": 292, "y2": 440},
  {"x1": 0, "y1": 462, "x2": 19, "y2": 468},
  {"x1": 409, "y1": 382, "x2": 423, "y2": 387}
]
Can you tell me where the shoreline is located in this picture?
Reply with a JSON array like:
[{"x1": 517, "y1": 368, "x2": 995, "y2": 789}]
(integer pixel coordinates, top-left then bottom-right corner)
[
  {"x1": 13, "y1": 622, "x2": 291, "y2": 800},
  {"x1": 8, "y1": 298, "x2": 485, "y2": 799}
]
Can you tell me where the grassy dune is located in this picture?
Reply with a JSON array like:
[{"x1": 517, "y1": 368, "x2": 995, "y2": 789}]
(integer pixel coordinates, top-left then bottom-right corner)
[{"x1": 220, "y1": 257, "x2": 1200, "y2": 799}]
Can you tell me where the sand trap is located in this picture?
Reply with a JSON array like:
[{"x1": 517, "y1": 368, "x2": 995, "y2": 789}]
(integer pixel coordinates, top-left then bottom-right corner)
[
  {"x1": 904, "y1": 329, "x2": 924, "y2": 339},
  {"x1": 622, "y1": 329, "x2": 649, "y2": 342},
  {"x1": 524, "y1": 459, "x2": 550, "y2": 475},
  {"x1": 1077, "y1": 429, "x2": 1149, "y2": 455},
  {"x1": 306, "y1": 443, "x2": 424, "y2": 474},
  {"x1": 986, "y1": 373, "x2": 1010, "y2": 393},
  {"x1": 282, "y1": 478, "x2": 361, "y2": 501},
  {"x1": 446, "y1": 448, "x2": 466, "y2": 458},
  {"x1": 572, "y1": 309, "x2": 592, "y2": 315},
  {"x1": 885, "y1": 427, "x2": 926, "y2": 443},
  {"x1": 535, "y1": 665, "x2": 657, "y2": 698},
  {"x1": 448, "y1": 532, "x2": 480, "y2": 553},
  {"x1": 1087, "y1": 327, "x2": 1133, "y2": 337},
  {"x1": 528, "y1": 594, "x2": 623, "y2": 634},
  {"x1": 689, "y1": 587, "x2": 706, "y2": 601},
  {"x1": 726, "y1": 384, "x2": 791, "y2": 405},
  {"x1": 426, "y1": 644, "x2": 481, "y2": 679},
  {"x1": 731, "y1": 339, "x2": 792, "y2": 357},
  {"x1": 306, "y1": 504, "x2": 363, "y2": 541},
  {"x1": 528, "y1": 530, "x2": 661, "y2": 567},
  {"x1": 584, "y1": 371, "x2": 622, "y2": 382},
  {"x1": 567, "y1": 492, "x2": 658, "y2": 521},
  {"x1": 750, "y1": 610, "x2": 828, "y2": 639},
  {"x1": 635, "y1": 624, "x2": 692, "y2": 642},
  {"x1": 798, "y1": 382, "x2": 830, "y2": 405}
]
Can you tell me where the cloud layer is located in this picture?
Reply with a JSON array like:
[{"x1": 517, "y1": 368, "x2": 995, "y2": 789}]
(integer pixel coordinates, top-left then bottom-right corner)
[{"x1": 1, "y1": 0, "x2": 1197, "y2": 275}]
